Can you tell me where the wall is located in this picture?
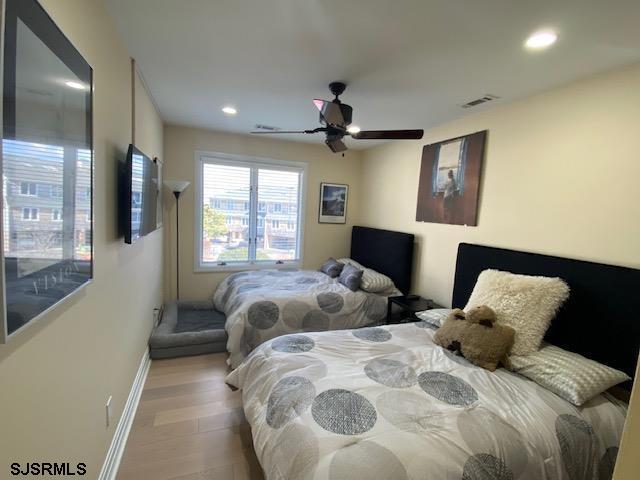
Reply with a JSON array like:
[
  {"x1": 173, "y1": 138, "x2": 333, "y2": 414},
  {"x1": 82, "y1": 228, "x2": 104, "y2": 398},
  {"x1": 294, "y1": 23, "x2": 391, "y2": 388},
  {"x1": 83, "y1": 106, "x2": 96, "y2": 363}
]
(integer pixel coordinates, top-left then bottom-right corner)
[
  {"x1": 0, "y1": 0, "x2": 164, "y2": 478},
  {"x1": 360, "y1": 63, "x2": 640, "y2": 306},
  {"x1": 360, "y1": 62, "x2": 640, "y2": 479},
  {"x1": 162, "y1": 125, "x2": 363, "y2": 300}
]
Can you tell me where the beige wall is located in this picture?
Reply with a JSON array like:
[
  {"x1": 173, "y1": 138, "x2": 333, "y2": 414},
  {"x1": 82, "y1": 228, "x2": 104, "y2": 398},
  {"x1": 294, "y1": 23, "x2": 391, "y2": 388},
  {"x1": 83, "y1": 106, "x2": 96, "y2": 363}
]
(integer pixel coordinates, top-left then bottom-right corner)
[
  {"x1": 0, "y1": 0, "x2": 164, "y2": 478},
  {"x1": 360, "y1": 63, "x2": 640, "y2": 306},
  {"x1": 360, "y1": 63, "x2": 640, "y2": 479},
  {"x1": 162, "y1": 125, "x2": 363, "y2": 300}
]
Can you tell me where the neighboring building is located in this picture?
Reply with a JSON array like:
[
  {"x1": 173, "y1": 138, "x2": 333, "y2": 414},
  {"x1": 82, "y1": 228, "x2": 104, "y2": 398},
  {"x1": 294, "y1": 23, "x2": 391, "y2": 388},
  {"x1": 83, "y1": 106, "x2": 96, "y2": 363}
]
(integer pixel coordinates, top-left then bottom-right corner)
[
  {"x1": 2, "y1": 139, "x2": 92, "y2": 261},
  {"x1": 207, "y1": 185, "x2": 298, "y2": 250}
]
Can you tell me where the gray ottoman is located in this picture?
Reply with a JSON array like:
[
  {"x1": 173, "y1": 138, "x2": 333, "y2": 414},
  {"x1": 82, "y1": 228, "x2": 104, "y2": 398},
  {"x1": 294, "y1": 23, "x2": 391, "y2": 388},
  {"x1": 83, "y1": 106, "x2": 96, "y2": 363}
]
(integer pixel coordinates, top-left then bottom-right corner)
[{"x1": 149, "y1": 300, "x2": 227, "y2": 359}]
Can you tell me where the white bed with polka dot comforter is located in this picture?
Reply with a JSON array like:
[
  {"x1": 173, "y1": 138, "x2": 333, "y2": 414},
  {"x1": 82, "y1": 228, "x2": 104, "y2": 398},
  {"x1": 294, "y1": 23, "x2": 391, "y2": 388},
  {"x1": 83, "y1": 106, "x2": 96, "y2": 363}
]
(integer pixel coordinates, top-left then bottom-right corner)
[
  {"x1": 213, "y1": 269, "x2": 394, "y2": 368},
  {"x1": 226, "y1": 321, "x2": 628, "y2": 480}
]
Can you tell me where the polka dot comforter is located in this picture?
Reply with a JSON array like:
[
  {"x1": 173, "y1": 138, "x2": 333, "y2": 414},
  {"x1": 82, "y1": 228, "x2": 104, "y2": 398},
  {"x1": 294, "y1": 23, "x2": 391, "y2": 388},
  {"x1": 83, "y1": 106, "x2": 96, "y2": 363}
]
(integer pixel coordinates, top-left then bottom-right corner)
[
  {"x1": 226, "y1": 321, "x2": 628, "y2": 480},
  {"x1": 213, "y1": 269, "x2": 394, "y2": 368}
]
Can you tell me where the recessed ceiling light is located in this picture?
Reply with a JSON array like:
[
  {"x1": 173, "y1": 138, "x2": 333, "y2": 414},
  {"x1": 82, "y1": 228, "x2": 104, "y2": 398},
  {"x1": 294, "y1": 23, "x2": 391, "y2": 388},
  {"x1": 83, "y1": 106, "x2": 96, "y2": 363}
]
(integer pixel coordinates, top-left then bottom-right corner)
[
  {"x1": 222, "y1": 106, "x2": 237, "y2": 115},
  {"x1": 525, "y1": 30, "x2": 558, "y2": 50},
  {"x1": 347, "y1": 125, "x2": 361, "y2": 134},
  {"x1": 65, "y1": 81, "x2": 86, "y2": 90}
]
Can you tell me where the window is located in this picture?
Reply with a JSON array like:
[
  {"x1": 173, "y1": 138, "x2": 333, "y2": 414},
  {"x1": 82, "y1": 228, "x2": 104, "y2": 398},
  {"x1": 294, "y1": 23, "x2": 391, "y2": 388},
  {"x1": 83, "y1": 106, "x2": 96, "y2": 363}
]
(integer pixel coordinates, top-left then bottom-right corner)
[
  {"x1": 20, "y1": 181, "x2": 37, "y2": 196},
  {"x1": 196, "y1": 152, "x2": 306, "y2": 270},
  {"x1": 52, "y1": 209, "x2": 62, "y2": 221},
  {"x1": 22, "y1": 207, "x2": 39, "y2": 220}
]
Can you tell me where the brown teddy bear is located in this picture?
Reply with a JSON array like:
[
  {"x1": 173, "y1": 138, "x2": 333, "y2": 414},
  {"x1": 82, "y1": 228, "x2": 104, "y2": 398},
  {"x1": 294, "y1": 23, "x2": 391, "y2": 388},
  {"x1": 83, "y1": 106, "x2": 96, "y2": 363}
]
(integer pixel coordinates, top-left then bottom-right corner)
[{"x1": 433, "y1": 305, "x2": 515, "y2": 371}]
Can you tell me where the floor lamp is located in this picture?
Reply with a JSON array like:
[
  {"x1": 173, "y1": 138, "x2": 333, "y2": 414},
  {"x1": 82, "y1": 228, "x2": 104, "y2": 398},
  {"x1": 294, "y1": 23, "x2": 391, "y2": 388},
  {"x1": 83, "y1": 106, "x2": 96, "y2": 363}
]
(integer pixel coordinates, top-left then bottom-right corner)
[{"x1": 164, "y1": 180, "x2": 190, "y2": 299}]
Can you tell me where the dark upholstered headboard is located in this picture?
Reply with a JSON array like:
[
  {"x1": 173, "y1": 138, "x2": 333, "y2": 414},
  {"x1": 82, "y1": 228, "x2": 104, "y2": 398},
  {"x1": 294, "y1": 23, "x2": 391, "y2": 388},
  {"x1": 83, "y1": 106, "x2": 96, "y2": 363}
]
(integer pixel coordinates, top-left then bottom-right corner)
[
  {"x1": 452, "y1": 243, "x2": 640, "y2": 382},
  {"x1": 350, "y1": 226, "x2": 414, "y2": 294}
]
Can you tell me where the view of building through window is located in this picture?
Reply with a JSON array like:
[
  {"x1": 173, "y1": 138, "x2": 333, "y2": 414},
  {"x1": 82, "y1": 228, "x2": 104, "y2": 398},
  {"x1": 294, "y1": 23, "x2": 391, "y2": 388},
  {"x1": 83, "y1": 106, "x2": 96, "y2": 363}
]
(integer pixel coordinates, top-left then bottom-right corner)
[
  {"x1": 200, "y1": 159, "x2": 302, "y2": 265},
  {"x1": 2, "y1": 139, "x2": 92, "y2": 263}
]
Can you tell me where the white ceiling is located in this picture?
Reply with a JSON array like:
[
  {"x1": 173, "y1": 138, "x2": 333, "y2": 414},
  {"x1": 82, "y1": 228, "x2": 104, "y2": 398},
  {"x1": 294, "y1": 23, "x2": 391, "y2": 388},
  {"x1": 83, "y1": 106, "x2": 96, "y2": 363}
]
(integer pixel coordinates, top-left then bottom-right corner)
[{"x1": 103, "y1": 0, "x2": 640, "y2": 150}]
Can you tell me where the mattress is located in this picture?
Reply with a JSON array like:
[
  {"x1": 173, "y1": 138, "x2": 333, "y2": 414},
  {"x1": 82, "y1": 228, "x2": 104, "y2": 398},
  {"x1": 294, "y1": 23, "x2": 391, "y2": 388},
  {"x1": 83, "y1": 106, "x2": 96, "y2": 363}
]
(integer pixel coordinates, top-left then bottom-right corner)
[
  {"x1": 213, "y1": 269, "x2": 395, "y2": 368},
  {"x1": 226, "y1": 321, "x2": 627, "y2": 480}
]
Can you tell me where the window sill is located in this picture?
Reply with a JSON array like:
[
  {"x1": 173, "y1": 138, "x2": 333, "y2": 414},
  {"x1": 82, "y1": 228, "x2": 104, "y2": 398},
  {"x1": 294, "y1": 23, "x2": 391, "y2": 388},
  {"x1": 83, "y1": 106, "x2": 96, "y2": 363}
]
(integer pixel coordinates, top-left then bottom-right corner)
[{"x1": 194, "y1": 261, "x2": 301, "y2": 273}]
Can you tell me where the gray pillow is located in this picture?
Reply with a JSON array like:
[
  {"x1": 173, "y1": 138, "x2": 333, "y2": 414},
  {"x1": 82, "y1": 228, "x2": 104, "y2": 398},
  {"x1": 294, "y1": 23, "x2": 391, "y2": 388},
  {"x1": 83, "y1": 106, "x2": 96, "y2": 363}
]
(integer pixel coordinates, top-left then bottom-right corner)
[
  {"x1": 415, "y1": 308, "x2": 453, "y2": 328},
  {"x1": 320, "y1": 258, "x2": 344, "y2": 278},
  {"x1": 338, "y1": 263, "x2": 363, "y2": 291},
  {"x1": 509, "y1": 344, "x2": 630, "y2": 406}
]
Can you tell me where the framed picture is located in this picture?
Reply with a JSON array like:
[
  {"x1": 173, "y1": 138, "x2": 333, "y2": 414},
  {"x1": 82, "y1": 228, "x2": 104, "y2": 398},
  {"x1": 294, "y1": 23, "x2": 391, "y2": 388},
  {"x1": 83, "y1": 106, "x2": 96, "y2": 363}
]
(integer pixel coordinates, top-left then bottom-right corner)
[
  {"x1": 318, "y1": 183, "x2": 348, "y2": 224},
  {"x1": 415, "y1": 131, "x2": 487, "y2": 226},
  {"x1": 0, "y1": 0, "x2": 94, "y2": 342}
]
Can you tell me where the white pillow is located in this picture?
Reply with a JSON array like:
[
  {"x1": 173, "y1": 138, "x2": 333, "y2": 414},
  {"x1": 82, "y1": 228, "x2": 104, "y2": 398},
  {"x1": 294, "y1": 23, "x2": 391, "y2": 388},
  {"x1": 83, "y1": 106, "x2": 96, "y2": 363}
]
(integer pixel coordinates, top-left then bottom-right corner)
[
  {"x1": 510, "y1": 344, "x2": 630, "y2": 406},
  {"x1": 465, "y1": 269, "x2": 569, "y2": 355},
  {"x1": 337, "y1": 258, "x2": 395, "y2": 293}
]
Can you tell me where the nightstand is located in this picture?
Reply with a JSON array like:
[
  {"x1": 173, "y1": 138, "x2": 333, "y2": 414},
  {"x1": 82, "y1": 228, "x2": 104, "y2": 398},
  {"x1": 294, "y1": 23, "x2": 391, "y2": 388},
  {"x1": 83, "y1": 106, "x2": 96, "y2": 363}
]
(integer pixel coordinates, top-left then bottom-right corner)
[{"x1": 386, "y1": 295, "x2": 441, "y2": 324}]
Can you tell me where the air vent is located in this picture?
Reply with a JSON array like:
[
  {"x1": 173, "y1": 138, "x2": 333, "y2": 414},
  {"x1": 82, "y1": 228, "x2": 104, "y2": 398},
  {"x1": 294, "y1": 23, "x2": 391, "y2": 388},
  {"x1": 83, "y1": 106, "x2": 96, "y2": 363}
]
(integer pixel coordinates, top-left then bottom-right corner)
[
  {"x1": 254, "y1": 124, "x2": 281, "y2": 131},
  {"x1": 461, "y1": 94, "x2": 499, "y2": 109}
]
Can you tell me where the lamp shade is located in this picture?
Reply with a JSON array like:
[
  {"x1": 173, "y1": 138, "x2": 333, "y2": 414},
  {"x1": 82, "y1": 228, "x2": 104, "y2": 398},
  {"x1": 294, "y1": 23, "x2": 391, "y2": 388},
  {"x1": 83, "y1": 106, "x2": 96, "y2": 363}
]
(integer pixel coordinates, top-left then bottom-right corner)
[{"x1": 164, "y1": 180, "x2": 190, "y2": 193}]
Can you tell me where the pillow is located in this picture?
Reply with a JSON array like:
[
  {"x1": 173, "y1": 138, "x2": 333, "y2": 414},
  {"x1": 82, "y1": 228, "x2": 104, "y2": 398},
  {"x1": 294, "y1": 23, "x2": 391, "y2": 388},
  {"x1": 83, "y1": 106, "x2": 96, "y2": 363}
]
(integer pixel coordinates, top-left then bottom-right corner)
[
  {"x1": 338, "y1": 263, "x2": 363, "y2": 291},
  {"x1": 320, "y1": 258, "x2": 344, "y2": 278},
  {"x1": 415, "y1": 308, "x2": 453, "y2": 328},
  {"x1": 509, "y1": 344, "x2": 630, "y2": 406},
  {"x1": 337, "y1": 258, "x2": 395, "y2": 293},
  {"x1": 465, "y1": 269, "x2": 569, "y2": 355}
]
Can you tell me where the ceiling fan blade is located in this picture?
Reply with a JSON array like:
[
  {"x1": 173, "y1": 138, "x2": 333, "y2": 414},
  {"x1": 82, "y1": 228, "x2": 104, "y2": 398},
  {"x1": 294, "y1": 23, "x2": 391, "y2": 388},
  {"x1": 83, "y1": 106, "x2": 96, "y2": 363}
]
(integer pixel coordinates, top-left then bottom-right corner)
[
  {"x1": 351, "y1": 129, "x2": 424, "y2": 140},
  {"x1": 325, "y1": 138, "x2": 347, "y2": 153},
  {"x1": 250, "y1": 128, "x2": 325, "y2": 135},
  {"x1": 313, "y1": 99, "x2": 345, "y2": 126}
]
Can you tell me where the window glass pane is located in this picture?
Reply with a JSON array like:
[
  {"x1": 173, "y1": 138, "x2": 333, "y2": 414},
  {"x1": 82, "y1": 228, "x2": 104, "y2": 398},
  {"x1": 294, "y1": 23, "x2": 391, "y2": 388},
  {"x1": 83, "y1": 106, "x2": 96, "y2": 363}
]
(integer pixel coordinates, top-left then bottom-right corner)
[
  {"x1": 256, "y1": 169, "x2": 299, "y2": 261},
  {"x1": 202, "y1": 163, "x2": 250, "y2": 263}
]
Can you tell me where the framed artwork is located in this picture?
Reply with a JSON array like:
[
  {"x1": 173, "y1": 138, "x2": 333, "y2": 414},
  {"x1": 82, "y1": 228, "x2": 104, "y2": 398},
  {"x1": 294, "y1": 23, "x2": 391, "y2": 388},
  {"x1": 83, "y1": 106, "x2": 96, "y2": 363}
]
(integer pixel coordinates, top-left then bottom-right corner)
[
  {"x1": 0, "y1": 0, "x2": 94, "y2": 341},
  {"x1": 415, "y1": 131, "x2": 487, "y2": 226},
  {"x1": 318, "y1": 182, "x2": 348, "y2": 224}
]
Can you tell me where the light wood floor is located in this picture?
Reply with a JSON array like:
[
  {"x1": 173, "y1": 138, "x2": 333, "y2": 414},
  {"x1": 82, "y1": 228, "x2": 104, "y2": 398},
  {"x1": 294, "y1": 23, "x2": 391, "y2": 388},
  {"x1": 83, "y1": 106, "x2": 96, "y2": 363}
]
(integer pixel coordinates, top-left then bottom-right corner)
[{"x1": 117, "y1": 353, "x2": 264, "y2": 480}]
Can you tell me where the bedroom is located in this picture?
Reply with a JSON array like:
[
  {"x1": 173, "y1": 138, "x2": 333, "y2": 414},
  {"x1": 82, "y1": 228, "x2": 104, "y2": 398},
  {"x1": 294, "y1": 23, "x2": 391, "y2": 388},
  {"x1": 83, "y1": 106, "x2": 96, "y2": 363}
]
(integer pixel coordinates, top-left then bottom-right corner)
[{"x1": 0, "y1": 0, "x2": 638, "y2": 479}]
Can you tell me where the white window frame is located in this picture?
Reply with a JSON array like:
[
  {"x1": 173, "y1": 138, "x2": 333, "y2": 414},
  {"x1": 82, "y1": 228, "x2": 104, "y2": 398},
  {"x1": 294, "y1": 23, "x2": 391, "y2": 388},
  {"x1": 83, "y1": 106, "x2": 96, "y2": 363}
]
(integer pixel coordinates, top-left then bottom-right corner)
[
  {"x1": 20, "y1": 181, "x2": 37, "y2": 196},
  {"x1": 22, "y1": 207, "x2": 39, "y2": 221},
  {"x1": 194, "y1": 151, "x2": 307, "y2": 272}
]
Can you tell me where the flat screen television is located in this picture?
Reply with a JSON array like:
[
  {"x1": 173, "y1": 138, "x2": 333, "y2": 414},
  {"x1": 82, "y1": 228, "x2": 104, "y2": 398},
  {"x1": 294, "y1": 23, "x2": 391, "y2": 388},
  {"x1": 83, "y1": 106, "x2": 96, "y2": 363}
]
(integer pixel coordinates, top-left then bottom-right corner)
[{"x1": 124, "y1": 144, "x2": 158, "y2": 244}]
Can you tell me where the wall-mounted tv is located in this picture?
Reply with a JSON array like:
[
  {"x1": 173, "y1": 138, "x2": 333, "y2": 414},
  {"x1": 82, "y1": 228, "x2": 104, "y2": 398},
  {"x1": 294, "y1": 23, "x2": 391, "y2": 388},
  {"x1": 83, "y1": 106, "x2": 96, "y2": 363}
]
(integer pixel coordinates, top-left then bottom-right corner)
[{"x1": 124, "y1": 144, "x2": 158, "y2": 244}]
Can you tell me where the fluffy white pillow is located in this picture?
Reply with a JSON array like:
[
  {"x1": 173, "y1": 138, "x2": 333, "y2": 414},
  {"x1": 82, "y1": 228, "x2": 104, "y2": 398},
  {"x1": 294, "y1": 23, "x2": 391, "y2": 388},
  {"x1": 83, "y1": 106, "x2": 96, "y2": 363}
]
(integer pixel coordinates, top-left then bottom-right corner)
[
  {"x1": 465, "y1": 269, "x2": 569, "y2": 355},
  {"x1": 337, "y1": 258, "x2": 395, "y2": 293}
]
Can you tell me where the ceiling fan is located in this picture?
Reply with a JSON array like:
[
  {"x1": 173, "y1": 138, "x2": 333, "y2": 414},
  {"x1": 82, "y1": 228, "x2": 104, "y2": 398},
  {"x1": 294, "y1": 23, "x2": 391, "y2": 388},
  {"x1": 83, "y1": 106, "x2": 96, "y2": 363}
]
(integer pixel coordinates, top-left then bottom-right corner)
[{"x1": 250, "y1": 82, "x2": 424, "y2": 153}]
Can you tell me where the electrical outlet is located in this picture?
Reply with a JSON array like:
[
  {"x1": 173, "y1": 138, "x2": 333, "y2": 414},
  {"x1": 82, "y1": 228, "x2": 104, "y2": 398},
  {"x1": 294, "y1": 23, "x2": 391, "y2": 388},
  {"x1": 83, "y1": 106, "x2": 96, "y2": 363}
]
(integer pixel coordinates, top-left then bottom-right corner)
[{"x1": 105, "y1": 396, "x2": 112, "y2": 427}]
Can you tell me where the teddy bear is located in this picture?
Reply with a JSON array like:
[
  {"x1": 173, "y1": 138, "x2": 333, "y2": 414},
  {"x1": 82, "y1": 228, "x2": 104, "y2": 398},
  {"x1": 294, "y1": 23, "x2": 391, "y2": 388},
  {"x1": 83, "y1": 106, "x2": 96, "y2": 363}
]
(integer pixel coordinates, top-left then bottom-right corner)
[{"x1": 433, "y1": 305, "x2": 515, "y2": 371}]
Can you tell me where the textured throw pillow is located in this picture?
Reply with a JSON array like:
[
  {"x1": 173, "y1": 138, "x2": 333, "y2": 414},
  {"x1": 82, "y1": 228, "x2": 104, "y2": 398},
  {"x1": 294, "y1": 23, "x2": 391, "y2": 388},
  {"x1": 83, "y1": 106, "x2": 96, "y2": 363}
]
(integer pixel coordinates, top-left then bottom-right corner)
[
  {"x1": 415, "y1": 308, "x2": 453, "y2": 328},
  {"x1": 465, "y1": 269, "x2": 569, "y2": 356},
  {"x1": 320, "y1": 258, "x2": 344, "y2": 278},
  {"x1": 338, "y1": 263, "x2": 363, "y2": 291},
  {"x1": 337, "y1": 258, "x2": 395, "y2": 293},
  {"x1": 510, "y1": 344, "x2": 630, "y2": 406}
]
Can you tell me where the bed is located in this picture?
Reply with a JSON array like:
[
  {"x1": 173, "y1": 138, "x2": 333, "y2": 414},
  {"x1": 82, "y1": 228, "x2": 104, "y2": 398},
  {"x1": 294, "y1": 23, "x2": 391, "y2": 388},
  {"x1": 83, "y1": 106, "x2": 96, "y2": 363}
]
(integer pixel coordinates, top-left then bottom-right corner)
[
  {"x1": 226, "y1": 243, "x2": 639, "y2": 480},
  {"x1": 214, "y1": 226, "x2": 415, "y2": 368}
]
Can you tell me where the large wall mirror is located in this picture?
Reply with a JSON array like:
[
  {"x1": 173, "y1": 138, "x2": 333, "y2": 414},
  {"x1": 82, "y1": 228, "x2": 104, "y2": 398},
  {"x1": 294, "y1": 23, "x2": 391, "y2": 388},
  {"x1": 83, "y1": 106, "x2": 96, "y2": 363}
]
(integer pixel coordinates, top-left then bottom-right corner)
[{"x1": 1, "y1": 0, "x2": 93, "y2": 341}]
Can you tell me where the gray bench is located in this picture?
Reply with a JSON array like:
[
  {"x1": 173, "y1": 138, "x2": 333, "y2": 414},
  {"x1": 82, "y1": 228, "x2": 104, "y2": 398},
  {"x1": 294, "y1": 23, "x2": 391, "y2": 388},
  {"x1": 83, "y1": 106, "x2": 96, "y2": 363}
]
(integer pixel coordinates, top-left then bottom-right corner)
[{"x1": 149, "y1": 300, "x2": 227, "y2": 359}]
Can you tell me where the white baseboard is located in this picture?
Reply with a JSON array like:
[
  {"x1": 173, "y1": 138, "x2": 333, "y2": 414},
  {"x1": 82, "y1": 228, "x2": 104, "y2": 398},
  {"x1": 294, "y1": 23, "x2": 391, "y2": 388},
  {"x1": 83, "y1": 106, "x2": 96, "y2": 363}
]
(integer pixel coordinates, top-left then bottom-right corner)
[{"x1": 98, "y1": 348, "x2": 151, "y2": 480}]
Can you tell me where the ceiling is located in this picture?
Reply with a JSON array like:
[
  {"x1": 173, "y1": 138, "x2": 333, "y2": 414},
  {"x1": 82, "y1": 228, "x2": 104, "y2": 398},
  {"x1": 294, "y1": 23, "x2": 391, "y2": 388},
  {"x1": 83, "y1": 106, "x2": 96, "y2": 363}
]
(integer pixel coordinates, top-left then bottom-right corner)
[{"x1": 103, "y1": 0, "x2": 640, "y2": 150}]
